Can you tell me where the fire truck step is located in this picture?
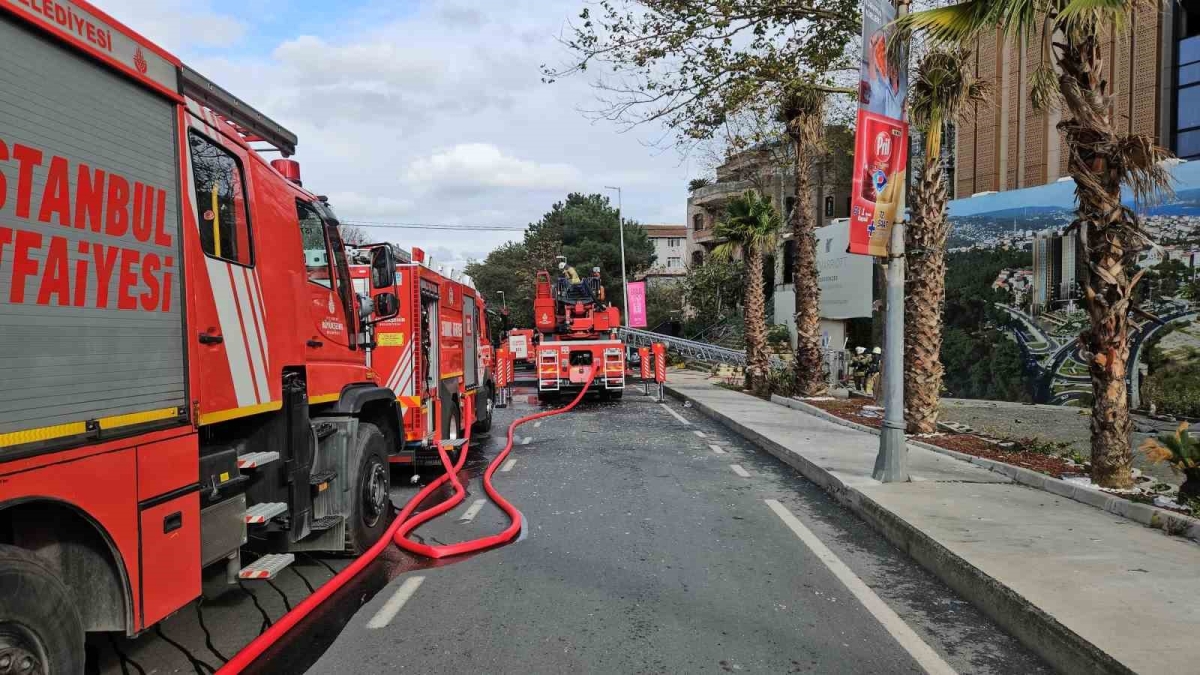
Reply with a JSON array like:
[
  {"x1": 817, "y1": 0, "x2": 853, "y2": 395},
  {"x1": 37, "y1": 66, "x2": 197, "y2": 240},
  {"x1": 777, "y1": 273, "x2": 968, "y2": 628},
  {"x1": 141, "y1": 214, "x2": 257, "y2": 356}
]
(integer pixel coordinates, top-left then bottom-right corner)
[
  {"x1": 238, "y1": 553, "x2": 295, "y2": 580},
  {"x1": 244, "y1": 502, "x2": 288, "y2": 524},
  {"x1": 310, "y1": 515, "x2": 343, "y2": 532},
  {"x1": 309, "y1": 470, "x2": 337, "y2": 487},
  {"x1": 440, "y1": 439, "x2": 469, "y2": 450},
  {"x1": 236, "y1": 451, "x2": 280, "y2": 469}
]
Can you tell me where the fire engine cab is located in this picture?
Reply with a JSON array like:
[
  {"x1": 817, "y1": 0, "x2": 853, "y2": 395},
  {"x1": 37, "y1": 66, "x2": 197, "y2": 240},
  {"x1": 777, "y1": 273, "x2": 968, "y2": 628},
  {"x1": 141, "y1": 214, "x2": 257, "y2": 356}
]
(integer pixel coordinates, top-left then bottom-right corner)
[
  {"x1": 0, "y1": 3, "x2": 426, "y2": 671},
  {"x1": 356, "y1": 251, "x2": 497, "y2": 465}
]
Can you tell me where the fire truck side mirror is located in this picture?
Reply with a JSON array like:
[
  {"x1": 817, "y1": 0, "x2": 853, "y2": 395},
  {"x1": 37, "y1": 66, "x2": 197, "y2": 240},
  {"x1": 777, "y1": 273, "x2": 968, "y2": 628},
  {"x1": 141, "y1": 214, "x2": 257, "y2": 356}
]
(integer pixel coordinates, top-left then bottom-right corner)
[
  {"x1": 370, "y1": 245, "x2": 397, "y2": 289},
  {"x1": 369, "y1": 292, "x2": 400, "y2": 323}
]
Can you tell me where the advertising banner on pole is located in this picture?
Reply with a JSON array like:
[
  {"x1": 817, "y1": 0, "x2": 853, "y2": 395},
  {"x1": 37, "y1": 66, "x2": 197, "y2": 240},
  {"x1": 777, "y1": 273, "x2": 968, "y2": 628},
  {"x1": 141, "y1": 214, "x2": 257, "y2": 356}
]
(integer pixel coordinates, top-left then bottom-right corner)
[
  {"x1": 627, "y1": 280, "x2": 648, "y2": 327},
  {"x1": 849, "y1": 0, "x2": 909, "y2": 256}
]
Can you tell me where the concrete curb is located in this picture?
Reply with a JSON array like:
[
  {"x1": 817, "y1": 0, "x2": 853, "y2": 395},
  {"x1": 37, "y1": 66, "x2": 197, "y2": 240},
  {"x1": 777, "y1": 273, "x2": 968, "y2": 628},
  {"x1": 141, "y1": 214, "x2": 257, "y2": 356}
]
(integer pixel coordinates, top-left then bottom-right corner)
[
  {"x1": 768, "y1": 394, "x2": 1200, "y2": 545},
  {"x1": 664, "y1": 383, "x2": 1135, "y2": 675}
]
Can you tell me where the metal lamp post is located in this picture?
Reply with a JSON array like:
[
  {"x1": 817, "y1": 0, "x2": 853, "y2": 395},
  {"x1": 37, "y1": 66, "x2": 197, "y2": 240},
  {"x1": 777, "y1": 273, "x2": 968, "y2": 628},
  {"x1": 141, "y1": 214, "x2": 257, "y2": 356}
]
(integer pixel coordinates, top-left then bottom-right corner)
[
  {"x1": 873, "y1": 0, "x2": 911, "y2": 483},
  {"x1": 604, "y1": 186, "x2": 630, "y2": 326}
]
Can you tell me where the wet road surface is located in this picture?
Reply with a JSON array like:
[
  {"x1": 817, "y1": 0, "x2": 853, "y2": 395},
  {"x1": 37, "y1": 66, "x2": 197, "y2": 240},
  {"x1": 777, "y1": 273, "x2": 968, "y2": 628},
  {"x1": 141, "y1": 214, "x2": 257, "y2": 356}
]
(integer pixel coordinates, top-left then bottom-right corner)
[{"x1": 305, "y1": 386, "x2": 1051, "y2": 674}]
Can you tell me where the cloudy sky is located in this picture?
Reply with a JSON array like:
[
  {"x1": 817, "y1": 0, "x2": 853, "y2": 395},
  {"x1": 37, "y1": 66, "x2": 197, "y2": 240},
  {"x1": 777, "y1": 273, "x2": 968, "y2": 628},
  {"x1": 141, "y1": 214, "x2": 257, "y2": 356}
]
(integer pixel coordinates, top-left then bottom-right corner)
[{"x1": 102, "y1": 0, "x2": 697, "y2": 271}]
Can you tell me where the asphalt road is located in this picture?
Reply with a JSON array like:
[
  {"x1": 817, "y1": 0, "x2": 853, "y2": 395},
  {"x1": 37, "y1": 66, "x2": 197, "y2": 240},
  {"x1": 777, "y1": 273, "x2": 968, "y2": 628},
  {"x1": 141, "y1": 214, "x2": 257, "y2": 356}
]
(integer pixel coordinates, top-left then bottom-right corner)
[{"x1": 306, "y1": 385, "x2": 1051, "y2": 675}]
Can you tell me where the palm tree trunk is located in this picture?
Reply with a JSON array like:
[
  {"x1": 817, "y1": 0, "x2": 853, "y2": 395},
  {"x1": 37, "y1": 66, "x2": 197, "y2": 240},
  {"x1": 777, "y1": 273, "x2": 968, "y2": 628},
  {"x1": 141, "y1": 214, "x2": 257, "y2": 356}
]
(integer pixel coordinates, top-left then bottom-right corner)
[
  {"x1": 744, "y1": 241, "x2": 770, "y2": 397},
  {"x1": 904, "y1": 156, "x2": 950, "y2": 434},
  {"x1": 788, "y1": 110, "x2": 827, "y2": 396},
  {"x1": 1058, "y1": 30, "x2": 1138, "y2": 489}
]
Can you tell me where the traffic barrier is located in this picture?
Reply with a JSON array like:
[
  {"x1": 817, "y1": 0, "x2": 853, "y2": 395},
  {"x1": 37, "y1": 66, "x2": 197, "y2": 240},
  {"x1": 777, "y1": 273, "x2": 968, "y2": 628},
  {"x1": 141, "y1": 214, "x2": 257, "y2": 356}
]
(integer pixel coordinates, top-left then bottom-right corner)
[
  {"x1": 653, "y1": 342, "x2": 667, "y2": 401},
  {"x1": 638, "y1": 346, "x2": 650, "y2": 396}
]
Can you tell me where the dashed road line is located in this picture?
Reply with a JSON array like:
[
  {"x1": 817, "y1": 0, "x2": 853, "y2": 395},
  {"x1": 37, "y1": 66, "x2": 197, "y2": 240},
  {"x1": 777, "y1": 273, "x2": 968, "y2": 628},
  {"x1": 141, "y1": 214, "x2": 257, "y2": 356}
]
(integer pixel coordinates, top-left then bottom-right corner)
[
  {"x1": 534, "y1": 421, "x2": 542, "y2": 428},
  {"x1": 659, "y1": 403, "x2": 690, "y2": 425},
  {"x1": 500, "y1": 459, "x2": 517, "y2": 472},
  {"x1": 459, "y1": 499, "x2": 487, "y2": 523},
  {"x1": 708, "y1": 444, "x2": 726, "y2": 455},
  {"x1": 729, "y1": 464, "x2": 750, "y2": 478},
  {"x1": 764, "y1": 500, "x2": 957, "y2": 675},
  {"x1": 520, "y1": 436, "x2": 532, "y2": 445},
  {"x1": 693, "y1": 430, "x2": 707, "y2": 439},
  {"x1": 367, "y1": 576, "x2": 425, "y2": 629}
]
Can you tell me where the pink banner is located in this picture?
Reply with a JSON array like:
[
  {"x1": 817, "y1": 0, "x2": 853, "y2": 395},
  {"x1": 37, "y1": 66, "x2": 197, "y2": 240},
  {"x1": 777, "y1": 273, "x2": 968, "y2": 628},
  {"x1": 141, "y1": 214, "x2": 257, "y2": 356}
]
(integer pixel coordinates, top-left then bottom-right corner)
[{"x1": 627, "y1": 281, "x2": 647, "y2": 328}]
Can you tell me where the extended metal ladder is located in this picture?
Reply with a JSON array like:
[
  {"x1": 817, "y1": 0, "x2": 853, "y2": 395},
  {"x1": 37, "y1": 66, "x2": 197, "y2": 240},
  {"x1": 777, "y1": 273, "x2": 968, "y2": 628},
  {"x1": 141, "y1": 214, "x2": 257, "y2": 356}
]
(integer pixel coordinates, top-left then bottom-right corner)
[{"x1": 616, "y1": 327, "x2": 775, "y2": 367}]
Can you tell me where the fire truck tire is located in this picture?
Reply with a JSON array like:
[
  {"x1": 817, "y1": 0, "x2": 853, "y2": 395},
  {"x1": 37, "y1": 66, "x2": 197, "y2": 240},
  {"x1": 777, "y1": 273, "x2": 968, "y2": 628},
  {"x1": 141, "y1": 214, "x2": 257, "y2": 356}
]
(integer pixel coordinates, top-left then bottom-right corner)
[
  {"x1": 346, "y1": 423, "x2": 393, "y2": 555},
  {"x1": 0, "y1": 545, "x2": 85, "y2": 675},
  {"x1": 536, "y1": 391, "x2": 558, "y2": 404},
  {"x1": 472, "y1": 387, "x2": 494, "y2": 434},
  {"x1": 605, "y1": 390, "x2": 624, "y2": 401}
]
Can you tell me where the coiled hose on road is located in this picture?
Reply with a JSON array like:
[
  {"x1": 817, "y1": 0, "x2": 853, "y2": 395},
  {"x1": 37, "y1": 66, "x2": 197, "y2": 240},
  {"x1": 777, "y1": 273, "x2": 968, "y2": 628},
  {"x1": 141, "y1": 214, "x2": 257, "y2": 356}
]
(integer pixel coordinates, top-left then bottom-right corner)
[{"x1": 217, "y1": 369, "x2": 597, "y2": 673}]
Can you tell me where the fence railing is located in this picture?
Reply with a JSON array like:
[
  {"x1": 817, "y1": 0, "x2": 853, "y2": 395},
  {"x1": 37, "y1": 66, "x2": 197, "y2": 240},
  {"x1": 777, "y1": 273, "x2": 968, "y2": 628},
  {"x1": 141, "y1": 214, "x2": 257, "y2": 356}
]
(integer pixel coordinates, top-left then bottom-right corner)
[{"x1": 618, "y1": 326, "x2": 849, "y2": 388}]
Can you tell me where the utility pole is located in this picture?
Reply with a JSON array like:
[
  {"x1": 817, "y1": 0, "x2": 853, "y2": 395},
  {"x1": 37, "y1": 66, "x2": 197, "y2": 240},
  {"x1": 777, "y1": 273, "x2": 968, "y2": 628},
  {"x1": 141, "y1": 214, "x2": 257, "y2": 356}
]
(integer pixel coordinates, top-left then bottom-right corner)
[
  {"x1": 873, "y1": 0, "x2": 910, "y2": 483},
  {"x1": 497, "y1": 291, "x2": 507, "y2": 310},
  {"x1": 605, "y1": 185, "x2": 629, "y2": 326}
]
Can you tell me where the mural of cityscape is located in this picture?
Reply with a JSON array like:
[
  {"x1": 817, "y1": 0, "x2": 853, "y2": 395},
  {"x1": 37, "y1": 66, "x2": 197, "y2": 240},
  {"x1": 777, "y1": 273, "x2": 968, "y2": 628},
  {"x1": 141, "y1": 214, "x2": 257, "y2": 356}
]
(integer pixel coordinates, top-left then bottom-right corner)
[{"x1": 944, "y1": 160, "x2": 1200, "y2": 415}]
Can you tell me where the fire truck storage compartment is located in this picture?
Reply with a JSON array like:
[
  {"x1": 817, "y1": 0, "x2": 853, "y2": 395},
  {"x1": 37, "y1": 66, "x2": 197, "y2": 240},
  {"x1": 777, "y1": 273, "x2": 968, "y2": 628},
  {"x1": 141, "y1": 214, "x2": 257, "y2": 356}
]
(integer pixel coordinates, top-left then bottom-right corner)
[
  {"x1": 463, "y1": 296, "x2": 478, "y2": 389},
  {"x1": 0, "y1": 15, "x2": 185, "y2": 452}
]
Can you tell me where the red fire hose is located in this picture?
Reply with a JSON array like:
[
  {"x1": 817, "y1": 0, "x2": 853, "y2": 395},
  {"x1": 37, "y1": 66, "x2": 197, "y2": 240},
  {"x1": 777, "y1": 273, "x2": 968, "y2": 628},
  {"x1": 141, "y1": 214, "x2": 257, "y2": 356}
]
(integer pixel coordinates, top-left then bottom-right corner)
[{"x1": 218, "y1": 370, "x2": 597, "y2": 673}]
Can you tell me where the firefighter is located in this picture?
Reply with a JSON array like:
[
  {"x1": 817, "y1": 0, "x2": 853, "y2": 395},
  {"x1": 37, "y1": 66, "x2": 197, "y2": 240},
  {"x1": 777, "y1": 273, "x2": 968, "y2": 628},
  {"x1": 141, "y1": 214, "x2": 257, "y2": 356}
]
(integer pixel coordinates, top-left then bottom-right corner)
[
  {"x1": 558, "y1": 260, "x2": 582, "y2": 285},
  {"x1": 866, "y1": 346, "x2": 882, "y2": 396},
  {"x1": 850, "y1": 346, "x2": 869, "y2": 390}
]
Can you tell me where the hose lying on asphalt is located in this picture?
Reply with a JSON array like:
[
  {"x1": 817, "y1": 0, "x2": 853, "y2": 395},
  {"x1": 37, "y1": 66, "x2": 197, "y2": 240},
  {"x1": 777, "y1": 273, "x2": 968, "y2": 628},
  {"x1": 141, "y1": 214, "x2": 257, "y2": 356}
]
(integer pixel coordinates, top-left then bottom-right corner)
[{"x1": 217, "y1": 368, "x2": 597, "y2": 673}]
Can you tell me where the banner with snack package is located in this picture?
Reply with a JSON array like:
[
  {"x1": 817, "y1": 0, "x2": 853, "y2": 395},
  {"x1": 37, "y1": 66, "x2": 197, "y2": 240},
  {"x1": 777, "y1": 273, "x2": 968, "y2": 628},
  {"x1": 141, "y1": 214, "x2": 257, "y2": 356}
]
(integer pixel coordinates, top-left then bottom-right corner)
[{"x1": 849, "y1": 0, "x2": 908, "y2": 256}]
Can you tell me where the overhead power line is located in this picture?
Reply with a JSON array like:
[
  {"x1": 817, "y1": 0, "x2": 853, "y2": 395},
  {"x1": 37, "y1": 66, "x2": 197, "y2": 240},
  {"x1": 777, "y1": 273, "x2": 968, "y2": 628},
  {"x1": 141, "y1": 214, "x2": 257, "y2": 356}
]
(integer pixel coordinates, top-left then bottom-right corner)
[{"x1": 340, "y1": 220, "x2": 527, "y2": 232}]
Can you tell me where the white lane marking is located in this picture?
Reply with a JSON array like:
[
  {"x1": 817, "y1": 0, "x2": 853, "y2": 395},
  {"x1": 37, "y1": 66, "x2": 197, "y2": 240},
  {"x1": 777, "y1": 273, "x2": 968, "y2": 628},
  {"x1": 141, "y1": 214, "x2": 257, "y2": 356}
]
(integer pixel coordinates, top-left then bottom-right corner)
[
  {"x1": 659, "y1": 403, "x2": 690, "y2": 425},
  {"x1": 730, "y1": 464, "x2": 751, "y2": 478},
  {"x1": 693, "y1": 430, "x2": 707, "y2": 439},
  {"x1": 764, "y1": 500, "x2": 958, "y2": 675},
  {"x1": 534, "y1": 421, "x2": 542, "y2": 428},
  {"x1": 459, "y1": 499, "x2": 487, "y2": 523},
  {"x1": 501, "y1": 459, "x2": 517, "y2": 473},
  {"x1": 367, "y1": 576, "x2": 425, "y2": 629},
  {"x1": 709, "y1": 444, "x2": 726, "y2": 455},
  {"x1": 520, "y1": 436, "x2": 532, "y2": 445}
]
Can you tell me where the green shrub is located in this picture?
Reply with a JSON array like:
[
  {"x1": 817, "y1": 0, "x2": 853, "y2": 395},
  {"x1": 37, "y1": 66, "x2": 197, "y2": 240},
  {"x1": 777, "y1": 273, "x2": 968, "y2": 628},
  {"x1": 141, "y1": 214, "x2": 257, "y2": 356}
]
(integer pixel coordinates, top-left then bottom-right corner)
[{"x1": 766, "y1": 324, "x2": 791, "y2": 347}]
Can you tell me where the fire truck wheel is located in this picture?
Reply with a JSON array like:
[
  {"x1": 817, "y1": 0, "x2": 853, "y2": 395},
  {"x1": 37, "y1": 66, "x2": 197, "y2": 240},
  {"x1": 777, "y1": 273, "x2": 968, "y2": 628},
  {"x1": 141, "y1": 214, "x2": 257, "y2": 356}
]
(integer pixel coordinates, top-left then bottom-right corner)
[
  {"x1": 0, "y1": 545, "x2": 85, "y2": 675},
  {"x1": 605, "y1": 390, "x2": 624, "y2": 401},
  {"x1": 472, "y1": 387, "x2": 494, "y2": 434},
  {"x1": 536, "y1": 391, "x2": 558, "y2": 404},
  {"x1": 346, "y1": 423, "x2": 393, "y2": 555}
]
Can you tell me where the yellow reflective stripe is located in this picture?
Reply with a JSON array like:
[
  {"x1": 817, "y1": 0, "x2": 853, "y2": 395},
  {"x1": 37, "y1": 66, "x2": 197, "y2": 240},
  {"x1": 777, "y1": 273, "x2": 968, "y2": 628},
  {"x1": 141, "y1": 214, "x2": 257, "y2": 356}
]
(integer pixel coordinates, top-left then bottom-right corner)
[
  {"x1": 99, "y1": 407, "x2": 181, "y2": 429},
  {"x1": 441, "y1": 371, "x2": 464, "y2": 379},
  {"x1": 199, "y1": 401, "x2": 282, "y2": 426},
  {"x1": 308, "y1": 393, "x2": 340, "y2": 405},
  {"x1": 0, "y1": 406, "x2": 182, "y2": 449},
  {"x1": 0, "y1": 421, "x2": 88, "y2": 448}
]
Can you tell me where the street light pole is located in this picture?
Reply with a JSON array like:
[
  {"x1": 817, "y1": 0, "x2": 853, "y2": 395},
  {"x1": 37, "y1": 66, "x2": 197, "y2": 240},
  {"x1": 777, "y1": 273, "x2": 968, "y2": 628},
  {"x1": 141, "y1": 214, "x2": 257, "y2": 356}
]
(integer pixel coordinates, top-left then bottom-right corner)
[
  {"x1": 497, "y1": 291, "x2": 507, "y2": 310},
  {"x1": 605, "y1": 185, "x2": 629, "y2": 326},
  {"x1": 873, "y1": 0, "x2": 910, "y2": 483}
]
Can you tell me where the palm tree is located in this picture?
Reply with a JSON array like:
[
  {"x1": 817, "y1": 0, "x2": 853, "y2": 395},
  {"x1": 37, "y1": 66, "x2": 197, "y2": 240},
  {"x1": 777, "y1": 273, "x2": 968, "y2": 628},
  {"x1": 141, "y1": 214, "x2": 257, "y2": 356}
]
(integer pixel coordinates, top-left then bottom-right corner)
[
  {"x1": 904, "y1": 49, "x2": 989, "y2": 434},
  {"x1": 779, "y1": 85, "x2": 830, "y2": 397},
  {"x1": 900, "y1": 1, "x2": 1173, "y2": 488},
  {"x1": 713, "y1": 191, "x2": 783, "y2": 397}
]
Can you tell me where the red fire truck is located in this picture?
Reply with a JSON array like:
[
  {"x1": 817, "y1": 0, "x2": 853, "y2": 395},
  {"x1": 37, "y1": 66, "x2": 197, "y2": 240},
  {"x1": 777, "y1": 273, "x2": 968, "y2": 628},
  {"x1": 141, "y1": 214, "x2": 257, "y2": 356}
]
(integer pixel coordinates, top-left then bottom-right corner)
[
  {"x1": 533, "y1": 267, "x2": 626, "y2": 401},
  {"x1": 0, "y1": 3, "x2": 432, "y2": 671},
  {"x1": 357, "y1": 252, "x2": 496, "y2": 466}
]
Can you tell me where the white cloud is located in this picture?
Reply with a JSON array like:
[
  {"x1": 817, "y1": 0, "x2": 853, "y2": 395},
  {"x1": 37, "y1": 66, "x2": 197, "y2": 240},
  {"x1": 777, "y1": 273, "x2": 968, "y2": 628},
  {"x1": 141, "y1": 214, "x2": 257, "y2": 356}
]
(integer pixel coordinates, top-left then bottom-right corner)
[
  {"x1": 404, "y1": 144, "x2": 582, "y2": 193},
  {"x1": 101, "y1": 0, "x2": 246, "y2": 51},
  {"x1": 104, "y1": 0, "x2": 694, "y2": 260}
]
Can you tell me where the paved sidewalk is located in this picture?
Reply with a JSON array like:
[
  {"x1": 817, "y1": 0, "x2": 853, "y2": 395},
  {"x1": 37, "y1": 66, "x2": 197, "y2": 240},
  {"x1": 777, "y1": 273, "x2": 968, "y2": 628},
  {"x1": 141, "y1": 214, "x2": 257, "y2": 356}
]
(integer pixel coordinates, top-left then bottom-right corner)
[{"x1": 665, "y1": 369, "x2": 1198, "y2": 675}]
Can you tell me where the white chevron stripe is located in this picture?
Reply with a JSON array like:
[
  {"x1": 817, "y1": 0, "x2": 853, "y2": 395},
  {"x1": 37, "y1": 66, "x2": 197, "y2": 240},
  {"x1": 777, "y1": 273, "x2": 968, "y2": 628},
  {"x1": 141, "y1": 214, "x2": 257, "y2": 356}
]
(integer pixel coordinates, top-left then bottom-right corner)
[
  {"x1": 246, "y1": 269, "x2": 270, "y2": 362},
  {"x1": 232, "y1": 268, "x2": 268, "y2": 403},
  {"x1": 206, "y1": 257, "x2": 256, "y2": 406},
  {"x1": 388, "y1": 343, "x2": 414, "y2": 392}
]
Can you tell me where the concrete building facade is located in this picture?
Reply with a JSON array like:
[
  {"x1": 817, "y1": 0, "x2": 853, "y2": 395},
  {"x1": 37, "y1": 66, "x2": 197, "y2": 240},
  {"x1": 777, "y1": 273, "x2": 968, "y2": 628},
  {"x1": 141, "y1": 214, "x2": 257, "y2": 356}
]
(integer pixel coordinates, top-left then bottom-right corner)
[
  {"x1": 639, "y1": 223, "x2": 687, "y2": 286},
  {"x1": 953, "y1": 3, "x2": 1187, "y2": 198}
]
